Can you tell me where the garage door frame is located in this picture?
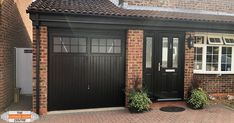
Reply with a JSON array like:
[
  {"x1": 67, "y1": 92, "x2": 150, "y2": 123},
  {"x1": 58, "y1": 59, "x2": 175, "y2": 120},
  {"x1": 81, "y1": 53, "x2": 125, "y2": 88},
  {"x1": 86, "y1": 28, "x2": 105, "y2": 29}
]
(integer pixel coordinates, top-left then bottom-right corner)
[{"x1": 47, "y1": 28, "x2": 126, "y2": 111}]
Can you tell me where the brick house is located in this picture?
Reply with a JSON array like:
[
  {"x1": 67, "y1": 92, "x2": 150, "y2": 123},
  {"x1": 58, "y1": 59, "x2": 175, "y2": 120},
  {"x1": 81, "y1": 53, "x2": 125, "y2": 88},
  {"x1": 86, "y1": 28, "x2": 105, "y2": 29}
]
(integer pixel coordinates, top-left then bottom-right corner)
[
  {"x1": 0, "y1": 0, "x2": 32, "y2": 111},
  {"x1": 27, "y1": 0, "x2": 234, "y2": 115}
]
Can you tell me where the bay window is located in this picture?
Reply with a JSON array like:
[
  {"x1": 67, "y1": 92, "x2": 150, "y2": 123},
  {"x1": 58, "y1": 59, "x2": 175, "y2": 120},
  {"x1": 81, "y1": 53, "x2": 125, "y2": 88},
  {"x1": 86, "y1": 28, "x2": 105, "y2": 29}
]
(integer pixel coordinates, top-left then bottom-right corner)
[{"x1": 194, "y1": 33, "x2": 234, "y2": 74}]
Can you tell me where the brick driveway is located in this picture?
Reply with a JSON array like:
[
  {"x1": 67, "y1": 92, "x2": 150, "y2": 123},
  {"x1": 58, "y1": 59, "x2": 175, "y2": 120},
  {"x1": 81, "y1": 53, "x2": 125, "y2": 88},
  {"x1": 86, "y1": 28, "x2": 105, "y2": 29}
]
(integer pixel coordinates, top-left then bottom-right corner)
[
  {"x1": 35, "y1": 105, "x2": 233, "y2": 123},
  {"x1": 0, "y1": 104, "x2": 233, "y2": 123}
]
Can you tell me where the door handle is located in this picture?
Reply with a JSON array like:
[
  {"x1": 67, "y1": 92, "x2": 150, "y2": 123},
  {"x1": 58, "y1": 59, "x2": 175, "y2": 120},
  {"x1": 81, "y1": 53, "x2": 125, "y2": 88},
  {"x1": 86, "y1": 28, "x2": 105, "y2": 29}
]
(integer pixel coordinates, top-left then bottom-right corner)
[
  {"x1": 158, "y1": 62, "x2": 161, "y2": 71},
  {"x1": 88, "y1": 84, "x2": 90, "y2": 90}
]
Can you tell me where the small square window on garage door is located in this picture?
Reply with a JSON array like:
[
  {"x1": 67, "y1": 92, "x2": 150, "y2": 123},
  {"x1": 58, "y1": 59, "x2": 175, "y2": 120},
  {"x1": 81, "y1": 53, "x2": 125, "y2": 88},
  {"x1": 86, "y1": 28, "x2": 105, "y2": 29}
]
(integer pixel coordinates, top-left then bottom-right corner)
[
  {"x1": 53, "y1": 37, "x2": 87, "y2": 53},
  {"x1": 91, "y1": 38, "x2": 121, "y2": 53}
]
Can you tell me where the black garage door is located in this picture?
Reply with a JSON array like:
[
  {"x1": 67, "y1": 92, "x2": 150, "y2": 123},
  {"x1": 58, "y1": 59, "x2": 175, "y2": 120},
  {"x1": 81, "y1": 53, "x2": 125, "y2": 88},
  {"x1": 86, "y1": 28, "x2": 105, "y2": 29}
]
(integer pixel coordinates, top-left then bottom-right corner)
[{"x1": 48, "y1": 30, "x2": 125, "y2": 111}]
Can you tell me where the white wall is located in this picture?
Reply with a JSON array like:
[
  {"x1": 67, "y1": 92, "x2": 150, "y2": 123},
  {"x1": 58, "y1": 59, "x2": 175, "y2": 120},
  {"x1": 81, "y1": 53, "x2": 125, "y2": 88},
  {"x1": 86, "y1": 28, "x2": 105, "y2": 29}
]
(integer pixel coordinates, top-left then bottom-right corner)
[{"x1": 16, "y1": 48, "x2": 32, "y2": 95}]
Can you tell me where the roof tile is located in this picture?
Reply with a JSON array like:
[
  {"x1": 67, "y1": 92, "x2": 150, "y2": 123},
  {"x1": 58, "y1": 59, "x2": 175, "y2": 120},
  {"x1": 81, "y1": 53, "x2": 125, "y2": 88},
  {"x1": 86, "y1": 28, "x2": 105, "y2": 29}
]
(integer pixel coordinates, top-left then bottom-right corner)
[{"x1": 27, "y1": 0, "x2": 234, "y2": 24}]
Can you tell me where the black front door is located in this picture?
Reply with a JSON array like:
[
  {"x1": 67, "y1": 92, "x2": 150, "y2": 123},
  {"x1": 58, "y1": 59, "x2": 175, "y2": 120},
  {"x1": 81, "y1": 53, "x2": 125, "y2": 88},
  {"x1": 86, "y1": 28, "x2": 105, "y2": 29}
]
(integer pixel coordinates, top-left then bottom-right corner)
[{"x1": 144, "y1": 32, "x2": 185, "y2": 101}]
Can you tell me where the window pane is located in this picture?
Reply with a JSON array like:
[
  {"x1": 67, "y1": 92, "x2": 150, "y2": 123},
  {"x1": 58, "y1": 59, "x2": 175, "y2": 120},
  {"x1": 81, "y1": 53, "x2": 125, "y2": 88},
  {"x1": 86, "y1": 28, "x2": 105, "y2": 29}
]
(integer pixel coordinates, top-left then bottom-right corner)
[
  {"x1": 173, "y1": 38, "x2": 179, "y2": 68},
  {"x1": 79, "y1": 38, "x2": 86, "y2": 46},
  {"x1": 71, "y1": 38, "x2": 78, "y2": 45},
  {"x1": 107, "y1": 39, "x2": 114, "y2": 46},
  {"x1": 71, "y1": 46, "x2": 78, "y2": 53},
  {"x1": 92, "y1": 38, "x2": 121, "y2": 53},
  {"x1": 99, "y1": 39, "x2": 106, "y2": 46},
  {"x1": 62, "y1": 37, "x2": 70, "y2": 44},
  {"x1": 54, "y1": 37, "x2": 62, "y2": 44},
  {"x1": 221, "y1": 47, "x2": 232, "y2": 71},
  {"x1": 54, "y1": 45, "x2": 61, "y2": 52},
  {"x1": 114, "y1": 47, "x2": 121, "y2": 53},
  {"x1": 162, "y1": 37, "x2": 168, "y2": 68},
  {"x1": 231, "y1": 39, "x2": 234, "y2": 43},
  {"x1": 206, "y1": 46, "x2": 219, "y2": 71},
  {"x1": 146, "y1": 37, "x2": 152, "y2": 68},
  {"x1": 194, "y1": 47, "x2": 203, "y2": 70},
  {"x1": 114, "y1": 39, "x2": 121, "y2": 46},
  {"x1": 194, "y1": 62, "x2": 202, "y2": 70},
  {"x1": 207, "y1": 47, "x2": 212, "y2": 54},
  {"x1": 92, "y1": 39, "x2": 99, "y2": 45},
  {"x1": 92, "y1": 46, "x2": 99, "y2": 53},
  {"x1": 194, "y1": 36, "x2": 204, "y2": 44},
  {"x1": 79, "y1": 46, "x2": 86, "y2": 53},
  {"x1": 107, "y1": 46, "x2": 114, "y2": 53},
  {"x1": 213, "y1": 47, "x2": 219, "y2": 54},
  {"x1": 62, "y1": 45, "x2": 70, "y2": 53},
  {"x1": 206, "y1": 55, "x2": 212, "y2": 62},
  {"x1": 99, "y1": 46, "x2": 106, "y2": 53}
]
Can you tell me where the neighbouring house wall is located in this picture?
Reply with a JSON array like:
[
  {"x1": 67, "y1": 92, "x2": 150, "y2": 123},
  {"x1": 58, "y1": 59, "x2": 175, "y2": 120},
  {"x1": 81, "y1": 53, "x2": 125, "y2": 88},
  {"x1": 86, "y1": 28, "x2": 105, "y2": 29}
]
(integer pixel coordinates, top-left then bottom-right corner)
[
  {"x1": 184, "y1": 33, "x2": 234, "y2": 98},
  {"x1": 32, "y1": 26, "x2": 48, "y2": 115},
  {"x1": 125, "y1": 30, "x2": 144, "y2": 104},
  {"x1": 124, "y1": 0, "x2": 234, "y2": 13},
  {"x1": 0, "y1": 0, "x2": 32, "y2": 111}
]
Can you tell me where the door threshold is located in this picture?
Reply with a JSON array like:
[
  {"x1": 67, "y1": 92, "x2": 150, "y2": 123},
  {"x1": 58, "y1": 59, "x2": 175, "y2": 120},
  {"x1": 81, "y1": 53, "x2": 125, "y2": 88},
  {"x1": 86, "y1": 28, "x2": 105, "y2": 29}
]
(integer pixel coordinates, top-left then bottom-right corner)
[
  {"x1": 48, "y1": 107, "x2": 126, "y2": 115},
  {"x1": 157, "y1": 98, "x2": 182, "y2": 101}
]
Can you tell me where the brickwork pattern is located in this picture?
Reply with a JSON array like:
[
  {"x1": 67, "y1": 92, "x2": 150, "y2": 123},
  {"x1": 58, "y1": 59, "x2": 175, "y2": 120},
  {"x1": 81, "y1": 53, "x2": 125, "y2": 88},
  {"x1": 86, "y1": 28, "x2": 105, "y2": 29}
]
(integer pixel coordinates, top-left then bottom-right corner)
[
  {"x1": 183, "y1": 32, "x2": 195, "y2": 98},
  {"x1": 32, "y1": 26, "x2": 48, "y2": 115},
  {"x1": 32, "y1": 106, "x2": 234, "y2": 123},
  {"x1": 124, "y1": 0, "x2": 234, "y2": 14},
  {"x1": 194, "y1": 75, "x2": 234, "y2": 95},
  {"x1": 0, "y1": 0, "x2": 32, "y2": 111},
  {"x1": 125, "y1": 30, "x2": 144, "y2": 103}
]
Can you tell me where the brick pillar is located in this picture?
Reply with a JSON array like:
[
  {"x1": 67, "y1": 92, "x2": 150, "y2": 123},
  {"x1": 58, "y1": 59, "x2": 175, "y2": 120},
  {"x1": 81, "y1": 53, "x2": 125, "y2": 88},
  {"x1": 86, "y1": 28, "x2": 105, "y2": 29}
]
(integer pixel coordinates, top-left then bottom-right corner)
[
  {"x1": 32, "y1": 26, "x2": 48, "y2": 115},
  {"x1": 184, "y1": 32, "x2": 195, "y2": 98},
  {"x1": 125, "y1": 30, "x2": 144, "y2": 105}
]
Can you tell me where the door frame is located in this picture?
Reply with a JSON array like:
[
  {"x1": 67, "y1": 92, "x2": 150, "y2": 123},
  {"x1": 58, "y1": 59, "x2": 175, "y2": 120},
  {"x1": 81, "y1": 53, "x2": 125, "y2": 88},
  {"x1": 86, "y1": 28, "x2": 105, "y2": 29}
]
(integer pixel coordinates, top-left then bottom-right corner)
[
  {"x1": 143, "y1": 30, "x2": 185, "y2": 101},
  {"x1": 47, "y1": 28, "x2": 126, "y2": 111}
]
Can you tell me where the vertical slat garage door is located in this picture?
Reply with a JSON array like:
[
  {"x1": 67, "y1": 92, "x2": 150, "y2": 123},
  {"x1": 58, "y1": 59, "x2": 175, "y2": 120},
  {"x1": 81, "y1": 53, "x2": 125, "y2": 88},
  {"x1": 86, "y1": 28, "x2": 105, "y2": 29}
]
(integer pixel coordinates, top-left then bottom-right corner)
[{"x1": 48, "y1": 30, "x2": 125, "y2": 111}]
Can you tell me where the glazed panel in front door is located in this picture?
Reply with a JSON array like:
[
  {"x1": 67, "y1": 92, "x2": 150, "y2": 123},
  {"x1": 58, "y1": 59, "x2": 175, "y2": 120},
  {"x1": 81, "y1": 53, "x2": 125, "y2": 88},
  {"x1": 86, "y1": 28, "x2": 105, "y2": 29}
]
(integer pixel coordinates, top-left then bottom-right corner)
[
  {"x1": 156, "y1": 33, "x2": 184, "y2": 100},
  {"x1": 143, "y1": 32, "x2": 184, "y2": 101}
]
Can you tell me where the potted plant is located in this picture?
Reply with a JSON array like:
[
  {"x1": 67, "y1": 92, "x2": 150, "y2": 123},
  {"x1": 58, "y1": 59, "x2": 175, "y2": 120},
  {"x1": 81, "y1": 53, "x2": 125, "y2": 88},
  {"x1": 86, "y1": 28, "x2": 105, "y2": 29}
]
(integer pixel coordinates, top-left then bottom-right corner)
[
  {"x1": 127, "y1": 77, "x2": 152, "y2": 113},
  {"x1": 187, "y1": 78, "x2": 208, "y2": 109},
  {"x1": 187, "y1": 88, "x2": 208, "y2": 109}
]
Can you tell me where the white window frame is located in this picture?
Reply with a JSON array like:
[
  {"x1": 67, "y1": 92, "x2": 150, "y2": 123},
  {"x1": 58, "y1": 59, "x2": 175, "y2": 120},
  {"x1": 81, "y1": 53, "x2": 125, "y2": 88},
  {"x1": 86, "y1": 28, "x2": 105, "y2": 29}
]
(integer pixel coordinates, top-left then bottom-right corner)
[
  {"x1": 207, "y1": 35, "x2": 223, "y2": 45},
  {"x1": 193, "y1": 33, "x2": 234, "y2": 74},
  {"x1": 223, "y1": 37, "x2": 234, "y2": 45}
]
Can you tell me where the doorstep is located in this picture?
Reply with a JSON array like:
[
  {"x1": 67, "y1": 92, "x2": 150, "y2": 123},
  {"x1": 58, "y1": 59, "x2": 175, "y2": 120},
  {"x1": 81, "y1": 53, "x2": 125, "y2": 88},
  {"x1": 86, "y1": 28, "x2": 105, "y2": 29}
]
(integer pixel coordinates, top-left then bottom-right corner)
[
  {"x1": 151, "y1": 101, "x2": 187, "y2": 110},
  {"x1": 48, "y1": 107, "x2": 126, "y2": 115}
]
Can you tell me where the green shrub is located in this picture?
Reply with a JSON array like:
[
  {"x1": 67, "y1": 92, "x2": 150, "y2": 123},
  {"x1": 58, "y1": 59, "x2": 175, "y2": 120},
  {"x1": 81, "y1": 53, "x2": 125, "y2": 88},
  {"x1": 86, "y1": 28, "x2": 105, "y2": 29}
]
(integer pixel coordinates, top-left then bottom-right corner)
[
  {"x1": 128, "y1": 90, "x2": 152, "y2": 112},
  {"x1": 187, "y1": 88, "x2": 208, "y2": 109}
]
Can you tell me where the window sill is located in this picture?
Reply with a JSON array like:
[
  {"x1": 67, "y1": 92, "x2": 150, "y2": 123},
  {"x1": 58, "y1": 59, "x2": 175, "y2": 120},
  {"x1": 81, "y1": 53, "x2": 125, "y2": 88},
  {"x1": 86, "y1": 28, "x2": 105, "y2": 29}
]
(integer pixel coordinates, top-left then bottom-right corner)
[{"x1": 193, "y1": 71, "x2": 234, "y2": 75}]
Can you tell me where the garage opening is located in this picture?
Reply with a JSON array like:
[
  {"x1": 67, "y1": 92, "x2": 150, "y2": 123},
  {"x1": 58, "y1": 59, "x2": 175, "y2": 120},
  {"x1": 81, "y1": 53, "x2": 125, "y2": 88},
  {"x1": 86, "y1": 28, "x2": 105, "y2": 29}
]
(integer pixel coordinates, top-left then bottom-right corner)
[{"x1": 48, "y1": 29, "x2": 125, "y2": 111}]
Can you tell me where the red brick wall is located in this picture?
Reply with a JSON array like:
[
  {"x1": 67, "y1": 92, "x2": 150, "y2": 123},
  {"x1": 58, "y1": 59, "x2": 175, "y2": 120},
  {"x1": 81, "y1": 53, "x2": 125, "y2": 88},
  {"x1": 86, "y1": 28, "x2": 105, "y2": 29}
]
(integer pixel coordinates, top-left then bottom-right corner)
[
  {"x1": 32, "y1": 26, "x2": 48, "y2": 115},
  {"x1": 194, "y1": 75, "x2": 234, "y2": 95},
  {"x1": 0, "y1": 0, "x2": 32, "y2": 111},
  {"x1": 125, "y1": 30, "x2": 144, "y2": 104},
  {"x1": 124, "y1": 0, "x2": 234, "y2": 13},
  {"x1": 184, "y1": 32, "x2": 195, "y2": 98}
]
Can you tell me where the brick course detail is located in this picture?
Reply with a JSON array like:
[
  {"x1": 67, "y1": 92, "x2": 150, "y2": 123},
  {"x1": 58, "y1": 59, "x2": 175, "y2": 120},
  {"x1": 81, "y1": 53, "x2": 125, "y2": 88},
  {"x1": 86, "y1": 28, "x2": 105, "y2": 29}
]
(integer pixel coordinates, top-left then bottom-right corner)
[
  {"x1": 125, "y1": 30, "x2": 144, "y2": 104},
  {"x1": 0, "y1": 0, "x2": 32, "y2": 111},
  {"x1": 32, "y1": 26, "x2": 48, "y2": 115}
]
